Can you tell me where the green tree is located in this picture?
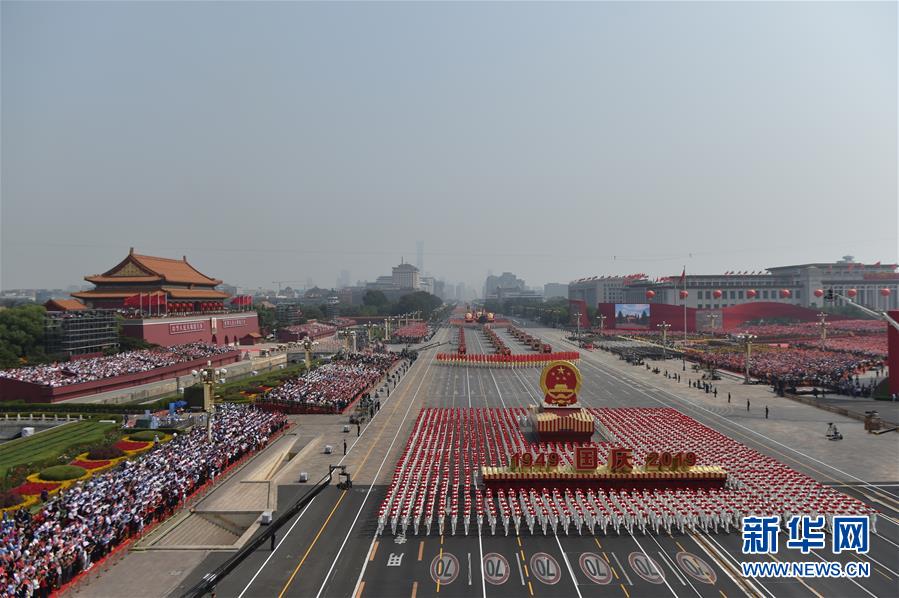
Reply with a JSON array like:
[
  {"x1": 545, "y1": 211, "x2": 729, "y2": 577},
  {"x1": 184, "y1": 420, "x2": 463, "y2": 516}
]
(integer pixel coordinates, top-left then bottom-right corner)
[
  {"x1": 302, "y1": 305, "x2": 324, "y2": 321},
  {"x1": 256, "y1": 305, "x2": 276, "y2": 330},
  {"x1": 0, "y1": 304, "x2": 48, "y2": 367},
  {"x1": 363, "y1": 290, "x2": 389, "y2": 308},
  {"x1": 393, "y1": 292, "x2": 443, "y2": 319}
]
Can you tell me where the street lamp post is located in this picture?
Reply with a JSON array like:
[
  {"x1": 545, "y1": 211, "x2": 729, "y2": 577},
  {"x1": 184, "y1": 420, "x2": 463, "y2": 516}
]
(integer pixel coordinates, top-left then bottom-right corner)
[
  {"x1": 302, "y1": 337, "x2": 319, "y2": 369},
  {"x1": 816, "y1": 311, "x2": 829, "y2": 349},
  {"x1": 657, "y1": 321, "x2": 671, "y2": 359},
  {"x1": 199, "y1": 362, "x2": 227, "y2": 442},
  {"x1": 736, "y1": 332, "x2": 757, "y2": 384},
  {"x1": 596, "y1": 314, "x2": 607, "y2": 336}
]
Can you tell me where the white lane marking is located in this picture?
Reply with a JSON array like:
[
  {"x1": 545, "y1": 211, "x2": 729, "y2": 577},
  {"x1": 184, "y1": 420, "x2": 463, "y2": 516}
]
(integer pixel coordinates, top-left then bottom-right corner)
[
  {"x1": 516, "y1": 551, "x2": 526, "y2": 585},
  {"x1": 553, "y1": 535, "x2": 583, "y2": 598},
  {"x1": 466, "y1": 365, "x2": 472, "y2": 408},
  {"x1": 236, "y1": 353, "x2": 420, "y2": 598},
  {"x1": 478, "y1": 526, "x2": 486, "y2": 597},
  {"x1": 646, "y1": 537, "x2": 688, "y2": 588},
  {"x1": 686, "y1": 533, "x2": 762, "y2": 597},
  {"x1": 874, "y1": 531, "x2": 899, "y2": 549},
  {"x1": 810, "y1": 549, "x2": 878, "y2": 598},
  {"x1": 627, "y1": 533, "x2": 678, "y2": 597},
  {"x1": 610, "y1": 552, "x2": 633, "y2": 586},
  {"x1": 341, "y1": 346, "x2": 441, "y2": 598},
  {"x1": 700, "y1": 534, "x2": 776, "y2": 598}
]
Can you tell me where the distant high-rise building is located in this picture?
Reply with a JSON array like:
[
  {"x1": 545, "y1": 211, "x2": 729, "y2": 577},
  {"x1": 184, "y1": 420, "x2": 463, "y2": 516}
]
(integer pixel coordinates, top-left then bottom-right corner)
[
  {"x1": 433, "y1": 280, "x2": 446, "y2": 300},
  {"x1": 543, "y1": 283, "x2": 569, "y2": 301},
  {"x1": 416, "y1": 241, "x2": 424, "y2": 272},
  {"x1": 420, "y1": 276, "x2": 435, "y2": 294},
  {"x1": 455, "y1": 282, "x2": 466, "y2": 302},
  {"x1": 392, "y1": 261, "x2": 420, "y2": 290},
  {"x1": 484, "y1": 272, "x2": 526, "y2": 299},
  {"x1": 337, "y1": 270, "x2": 351, "y2": 289}
]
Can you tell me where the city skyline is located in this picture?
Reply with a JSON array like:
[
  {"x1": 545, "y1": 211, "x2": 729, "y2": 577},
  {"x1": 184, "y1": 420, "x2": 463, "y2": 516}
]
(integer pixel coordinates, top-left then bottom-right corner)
[{"x1": 2, "y1": 1, "x2": 896, "y2": 291}]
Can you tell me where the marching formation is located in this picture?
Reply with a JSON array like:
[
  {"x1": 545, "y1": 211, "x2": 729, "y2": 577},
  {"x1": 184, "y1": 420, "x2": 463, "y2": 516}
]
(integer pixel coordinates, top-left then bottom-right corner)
[
  {"x1": 435, "y1": 352, "x2": 581, "y2": 367},
  {"x1": 376, "y1": 407, "x2": 875, "y2": 538}
]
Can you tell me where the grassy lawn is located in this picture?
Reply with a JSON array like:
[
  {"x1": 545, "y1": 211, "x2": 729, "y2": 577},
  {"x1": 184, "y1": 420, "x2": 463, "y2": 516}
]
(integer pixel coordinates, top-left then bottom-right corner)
[{"x1": 0, "y1": 420, "x2": 119, "y2": 482}]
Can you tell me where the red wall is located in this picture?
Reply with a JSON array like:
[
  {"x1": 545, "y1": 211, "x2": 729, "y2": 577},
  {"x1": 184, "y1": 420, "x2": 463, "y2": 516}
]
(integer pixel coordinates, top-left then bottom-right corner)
[
  {"x1": 889, "y1": 311, "x2": 898, "y2": 396},
  {"x1": 0, "y1": 351, "x2": 240, "y2": 403},
  {"x1": 569, "y1": 299, "x2": 589, "y2": 327},
  {"x1": 122, "y1": 313, "x2": 259, "y2": 347}
]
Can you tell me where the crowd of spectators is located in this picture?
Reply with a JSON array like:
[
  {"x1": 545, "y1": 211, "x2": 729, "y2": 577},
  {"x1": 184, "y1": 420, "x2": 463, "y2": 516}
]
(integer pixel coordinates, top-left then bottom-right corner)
[
  {"x1": 795, "y1": 336, "x2": 888, "y2": 359},
  {"x1": 391, "y1": 323, "x2": 431, "y2": 343},
  {"x1": 737, "y1": 319, "x2": 885, "y2": 339},
  {"x1": 0, "y1": 405, "x2": 286, "y2": 597},
  {"x1": 0, "y1": 343, "x2": 234, "y2": 388},
  {"x1": 261, "y1": 353, "x2": 398, "y2": 413},
  {"x1": 687, "y1": 347, "x2": 883, "y2": 390}
]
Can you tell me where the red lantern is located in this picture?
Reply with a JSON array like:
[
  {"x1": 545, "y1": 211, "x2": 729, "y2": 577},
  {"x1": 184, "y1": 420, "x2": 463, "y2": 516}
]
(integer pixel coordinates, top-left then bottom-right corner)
[
  {"x1": 847, "y1": 288, "x2": 857, "y2": 298},
  {"x1": 814, "y1": 289, "x2": 824, "y2": 298},
  {"x1": 746, "y1": 289, "x2": 757, "y2": 299},
  {"x1": 679, "y1": 290, "x2": 689, "y2": 299},
  {"x1": 780, "y1": 289, "x2": 791, "y2": 298},
  {"x1": 880, "y1": 288, "x2": 892, "y2": 297},
  {"x1": 645, "y1": 290, "x2": 656, "y2": 300},
  {"x1": 712, "y1": 289, "x2": 723, "y2": 299}
]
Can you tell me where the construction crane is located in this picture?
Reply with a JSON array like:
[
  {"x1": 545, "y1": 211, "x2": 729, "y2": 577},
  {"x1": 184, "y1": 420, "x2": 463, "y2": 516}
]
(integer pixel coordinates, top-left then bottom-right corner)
[{"x1": 272, "y1": 280, "x2": 303, "y2": 293}]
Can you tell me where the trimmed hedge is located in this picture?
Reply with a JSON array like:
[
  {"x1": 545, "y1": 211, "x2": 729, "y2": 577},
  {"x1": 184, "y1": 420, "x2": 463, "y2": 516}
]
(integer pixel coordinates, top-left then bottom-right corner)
[
  {"x1": 87, "y1": 445, "x2": 124, "y2": 460},
  {"x1": 39, "y1": 465, "x2": 87, "y2": 481},
  {"x1": 0, "y1": 396, "x2": 179, "y2": 415},
  {"x1": 129, "y1": 431, "x2": 162, "y2": 442}
]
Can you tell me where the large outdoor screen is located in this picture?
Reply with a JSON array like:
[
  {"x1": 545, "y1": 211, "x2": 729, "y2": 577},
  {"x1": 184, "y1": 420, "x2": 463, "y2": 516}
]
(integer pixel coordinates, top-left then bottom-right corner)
[{"x1": 614, "y1": 303, "x2": 651, "y2": 328}]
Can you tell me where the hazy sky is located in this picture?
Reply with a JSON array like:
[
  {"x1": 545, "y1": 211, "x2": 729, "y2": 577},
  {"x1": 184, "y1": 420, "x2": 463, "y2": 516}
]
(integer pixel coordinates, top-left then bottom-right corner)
[{"x1": 2, "y1": 1, "x2": 896, "y2": 292}]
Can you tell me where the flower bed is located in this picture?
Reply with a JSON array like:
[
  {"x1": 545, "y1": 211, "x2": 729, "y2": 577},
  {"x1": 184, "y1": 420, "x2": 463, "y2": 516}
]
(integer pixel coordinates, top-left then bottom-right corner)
[
  {"x1": 114, "y1": 439, "x2": 153, "y2": 452},
  {"x1": 12, "y1": 481, "x2": 62, "y2": 496},
  {"x1": 70, "y1": 458, "x2": 111, "y2": 470},
  {"x1": 0, "y1": 493, "x2": 37, "y2": 513}
]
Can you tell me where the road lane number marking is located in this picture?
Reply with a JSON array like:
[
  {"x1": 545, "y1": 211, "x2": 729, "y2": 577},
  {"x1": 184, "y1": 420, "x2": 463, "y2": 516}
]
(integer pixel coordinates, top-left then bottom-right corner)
[
  {"x1": 530, "y1": 552, "x2": 561, "y2": 585},
  {"x1": 578, "y1": 552, "x2": 613, "y2": 585},
  {"x1": 628, "y1": 552, "x2": 665, "y2": 584},
  {"x1": 430, "y1": 552, "x2": 460, "y2": 585},
  {"x1": 675, "y1": 552, "x2": 717, "y2": 585},
  {"x1": 483, "y1": 553, "x2": 511, "y2": 585}
]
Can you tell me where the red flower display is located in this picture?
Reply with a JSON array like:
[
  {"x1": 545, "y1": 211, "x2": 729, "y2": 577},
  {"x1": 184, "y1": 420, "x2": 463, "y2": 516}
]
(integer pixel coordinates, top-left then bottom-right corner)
[
  {"x1": 114, "y1": 440, "x2": 153, "y2": 452},
  {"x1": 12, "y1": 481, "x2": 61, "y2": 496},
  {"x1": 70, "y1": 459, "x2": 112, "y2": 470}
]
